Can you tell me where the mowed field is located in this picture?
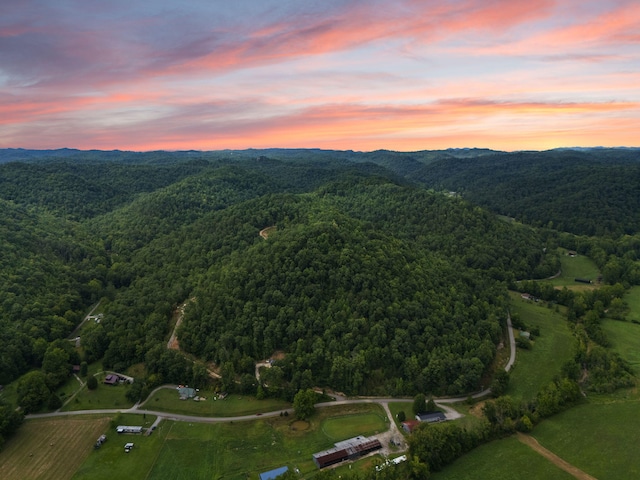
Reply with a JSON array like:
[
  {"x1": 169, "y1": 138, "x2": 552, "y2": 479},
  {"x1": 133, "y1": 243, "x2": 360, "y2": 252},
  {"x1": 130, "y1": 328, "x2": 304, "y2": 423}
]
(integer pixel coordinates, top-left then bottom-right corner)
[
  {"x1": 0, "y1": 416, "x2": 111, "y2": 480},
  {"x1": 71, "y1": 403, "x2": 386, "y2": 479},
  {"x1": 531, "y1": 396, "x2": 640, "y2": 479},
  {"x1": 431, "y1": 436, "x2": 575, "y2": 480},
  {"x1": 548, "y1": 252, "x2": 600, "y2": 290}
]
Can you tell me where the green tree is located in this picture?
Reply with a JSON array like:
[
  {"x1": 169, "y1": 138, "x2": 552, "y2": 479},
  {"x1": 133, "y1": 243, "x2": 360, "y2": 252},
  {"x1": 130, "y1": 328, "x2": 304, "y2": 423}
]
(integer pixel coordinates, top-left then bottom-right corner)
[
  {"x1": 17, "y1": 370, "x2": 50, "y2": 413},
  {"x1": 48, "y1": 393, "x2": 62, "y2": 410},
  {"x1": 293, "y1": 389, "x2": 316, "y2": 420},
  {"x1": 397, "y1": 410, "x2": 406, "y2": 422},
  {"x1": 413, "y1": 393, "x2": 427, "y2": 415},
  {"x1": 42, "y1": 347, "x2": 71, "y2": 388},
  {"x1": 87, "y1": 376, "x2": 98, "y2": 390},
  {"x1": 80, "y1": 361, "x2": 88, "y2": 377}
]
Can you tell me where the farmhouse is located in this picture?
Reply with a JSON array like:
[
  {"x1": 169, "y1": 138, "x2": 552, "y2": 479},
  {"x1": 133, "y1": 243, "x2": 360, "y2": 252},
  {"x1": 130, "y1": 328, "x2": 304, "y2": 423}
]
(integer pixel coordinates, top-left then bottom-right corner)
[
  {"x1": 312, "y1": 435, "x2": 382, "y2": 469},
  {"x1": 104, "y1": 374, "x2": 118, "y2": 385},
  {"x1": 415, "y1": 411, "x2": 447, "y2": 423},
  {"x1": 116, "y1": 426, "x2": 143, "y2": 434},
  {"x1": 259, "y1": 466, "x2": 289, "y2": 480}
]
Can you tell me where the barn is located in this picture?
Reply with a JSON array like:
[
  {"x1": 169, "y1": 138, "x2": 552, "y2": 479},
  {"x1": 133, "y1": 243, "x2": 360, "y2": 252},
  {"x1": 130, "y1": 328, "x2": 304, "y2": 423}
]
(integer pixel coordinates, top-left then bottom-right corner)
[{"x1": 313, "y1": 435, "x2": 382, "y2": 468}]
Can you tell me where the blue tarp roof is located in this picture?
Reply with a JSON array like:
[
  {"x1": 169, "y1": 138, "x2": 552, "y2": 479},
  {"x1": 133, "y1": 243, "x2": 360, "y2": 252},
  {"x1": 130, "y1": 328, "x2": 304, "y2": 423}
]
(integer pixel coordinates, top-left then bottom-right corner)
[{"x1": 259, "y1": 466, "x2": 289, "y2": 480}]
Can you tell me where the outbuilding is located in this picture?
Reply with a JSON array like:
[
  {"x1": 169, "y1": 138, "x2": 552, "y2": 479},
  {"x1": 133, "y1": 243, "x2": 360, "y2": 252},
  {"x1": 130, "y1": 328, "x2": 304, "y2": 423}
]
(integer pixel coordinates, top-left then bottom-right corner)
[
  {"x1": 415, "y1": 411, "x2": 447, "y2": 423},
  {"x1": 259, "y1": 466, "x2": 289, "y2": 480}
]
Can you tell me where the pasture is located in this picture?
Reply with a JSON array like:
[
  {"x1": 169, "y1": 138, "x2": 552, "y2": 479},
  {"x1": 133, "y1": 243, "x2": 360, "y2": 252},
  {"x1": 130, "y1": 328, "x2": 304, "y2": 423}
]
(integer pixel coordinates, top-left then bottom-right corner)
[
  {"x1": 507, "y1": 292, "x2": 574, "y2": 400},
  {"x1": 602, "y1": 318, "x2": 640, "y2": 373},
  {"x1": 531, "y1": 397, "x2": 640, "y2": 479},
  {"x1": 70, "y1": 403, "x2": 386, "y2": 479},
  {"x1": 0, "y1": 416, "x2": 111, "y2": 480},
  {"x1": 624, "y1": 286, "x2": 640, "y2": 322},
  {"x1": 140, "y1": 387, "x2": 290, "y2": 416},
  {"x1": 548, "y1": 251, "x2": 600, "y2": 289},
  {"x1": 431, "y1": 436, "x2": 574, "y2": 480}
]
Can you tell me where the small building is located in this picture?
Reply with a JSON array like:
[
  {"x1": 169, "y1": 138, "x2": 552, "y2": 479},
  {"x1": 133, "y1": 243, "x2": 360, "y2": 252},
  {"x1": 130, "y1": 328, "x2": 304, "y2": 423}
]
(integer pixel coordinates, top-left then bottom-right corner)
[
  {"x1": 313, "y1": 435, "x2": 382, "y2": 469},
  {"x1": 259, "y1": 466, "x2": 289, "y2": 480},
  {"x1": 72, "y1": 365, "x2": 81, "y2": 374},
  {"x1": 116, "y1": 426, "x2": 143, "y2": 434},
  {"x1": 178, "y1": 386, "x2": 196, "y2": 400},
  {"x1": 415, "y1": 411, "x2": 447, "y2": 423},
  {"x1": 401, "y1": 420, "x2": 421, "y2": 433},
  {"x1": 520, "y1": 331, "x2": 531, "y2": 339},
  {"x1": 104, "y1": 374, "x2": 118, "y2": 385},
  {"x1": 124, "y1": 442, "x2": 134, "y2": 452},
  {"x1": 575, "y1": 278, "x2": 592, "y2": 284}
]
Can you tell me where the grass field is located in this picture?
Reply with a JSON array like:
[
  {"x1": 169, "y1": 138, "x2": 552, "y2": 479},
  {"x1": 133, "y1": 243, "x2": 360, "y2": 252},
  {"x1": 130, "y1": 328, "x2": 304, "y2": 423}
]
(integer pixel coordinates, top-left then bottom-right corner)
[
  {"x1": 61, "y1": 379, "x2": 134, "y2": 412},
  {"x1": 602, "y1": 318, "x2": 640, "y2": 373},
  {"x1": 0, "y1": 416, "x2": 111, "y2": 480},
  {"x1": 507, "y1": 292, "x2": 574, "y2": 400},
  {"x1": 624, "y1": 286, "x2": 640, "y2": 322},
  {"x1": 531, "y1": 396, "x2": 640, "y2": 479},
  {"x1": 321, "y1": 412, "x2": 387, "y2": 440},
  {"x1": 140, "y1": 387, "x2": 290, "y2": 416},
  {"x1": 70, "y1": 403, "x2": 387, "y2": 480},
  {"x1": 548, "y1": 251, "x2": 600, "y2": 289},
  {"x1": 431, "y1": 436, "x2": 575, "y2": 480}
]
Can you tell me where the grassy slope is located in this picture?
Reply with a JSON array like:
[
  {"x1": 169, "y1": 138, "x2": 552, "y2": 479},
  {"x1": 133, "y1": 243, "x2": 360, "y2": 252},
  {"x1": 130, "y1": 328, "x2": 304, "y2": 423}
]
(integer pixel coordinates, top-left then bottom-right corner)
[
  {"x1": 624, "y1": 286, "x2": 640, "y2": 322},
  {"x1": 506, "y1": 292, "x2": 574, "y2": 400},
  {"x1": 602, "y1": 319, "x2": 640, "y2": 373},
  {"x1": 431, "y1": 436, "x2": 574, "y2": 480},
  {"x1": 531, "y1": 395, "x2": 640, "y2": 480},
  {"x1": 549, "y1": 252, "x2": 600, "y2": 288}
]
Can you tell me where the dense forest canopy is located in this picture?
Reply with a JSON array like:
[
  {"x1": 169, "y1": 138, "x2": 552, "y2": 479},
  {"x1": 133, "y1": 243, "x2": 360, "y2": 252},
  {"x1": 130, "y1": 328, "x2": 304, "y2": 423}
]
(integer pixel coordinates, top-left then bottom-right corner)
[{"x1": 0, "y1": 147, "x2": 638, "y2": 401}]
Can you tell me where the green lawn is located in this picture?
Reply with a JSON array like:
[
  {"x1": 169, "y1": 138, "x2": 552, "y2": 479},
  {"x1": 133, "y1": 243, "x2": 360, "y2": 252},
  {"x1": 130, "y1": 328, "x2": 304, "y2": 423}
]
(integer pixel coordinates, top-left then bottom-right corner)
[
  {"x1": 507, "y1": 292, "x2": 574, "y2": 400},
  {"x1": 602, "y1": 318, "x2": 640, "y2": 373},
  {"x1": 61, "y1": 378, "x2": 134, "y2": 412},
  {"x1": 72, "y1": 403, "x2": 387, "y2": 480},
  {"x1": 531, "y1": 397, "x2": 640, "y2": 480},
  {"x1": 548, "y1": 251, "x2": 600, "y2": 287},
  {"x1": 431, "y1": 436, "x2": 574, "y2": 480},
  {"x1": 624, "y1": 286, "x2": 640, "y2": 322},
  {"x1": 321, "y1": 410, "x2": 387, "y2": 440},
  {"x1": 140, "y1": 387, "x2": 290, "y2": 416}
]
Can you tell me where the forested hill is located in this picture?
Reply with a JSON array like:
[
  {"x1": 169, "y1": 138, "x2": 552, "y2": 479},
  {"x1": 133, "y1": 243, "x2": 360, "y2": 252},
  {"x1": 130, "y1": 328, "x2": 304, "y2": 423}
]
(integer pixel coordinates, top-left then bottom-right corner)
[
  {"x1": 2, "y1": 147, "x2": 635, "y2": 400},
  {"x1": 410, "y1": 149, "x2": 640, "y2": 237},
  {"x1": 177, "y1": 180, "x2": 555, "y2": 395}
]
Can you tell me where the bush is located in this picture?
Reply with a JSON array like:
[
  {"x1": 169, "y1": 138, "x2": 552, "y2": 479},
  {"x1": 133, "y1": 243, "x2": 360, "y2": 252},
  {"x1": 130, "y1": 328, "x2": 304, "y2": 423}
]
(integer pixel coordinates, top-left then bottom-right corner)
[
  {"x1": 87, "y1": 376, "x2": 98, "y2": 390},
  {"x1": 397, "y1": 410, "x2": 406, "y2": 422}
]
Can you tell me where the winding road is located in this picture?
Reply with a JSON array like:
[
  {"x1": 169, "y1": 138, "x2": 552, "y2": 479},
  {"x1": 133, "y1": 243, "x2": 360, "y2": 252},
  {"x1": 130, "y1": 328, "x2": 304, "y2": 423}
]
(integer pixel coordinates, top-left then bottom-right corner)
[{"x1": 28, "y1": 313, "x2": 515, "y2": 426}]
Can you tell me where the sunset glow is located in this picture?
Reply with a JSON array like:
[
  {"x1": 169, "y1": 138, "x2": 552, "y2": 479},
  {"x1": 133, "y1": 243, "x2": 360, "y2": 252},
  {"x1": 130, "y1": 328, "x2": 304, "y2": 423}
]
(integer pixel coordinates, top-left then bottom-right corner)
[{"x1": 1, "y1": 0, "x2": 639, "y2": 151}]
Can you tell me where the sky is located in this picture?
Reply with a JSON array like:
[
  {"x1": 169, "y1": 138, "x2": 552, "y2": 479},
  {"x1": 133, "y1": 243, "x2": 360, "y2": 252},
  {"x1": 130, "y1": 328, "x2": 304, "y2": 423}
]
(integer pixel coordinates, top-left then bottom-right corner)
[{"x1": 1, "y1": 0, "x2": 639, "y2": 152}]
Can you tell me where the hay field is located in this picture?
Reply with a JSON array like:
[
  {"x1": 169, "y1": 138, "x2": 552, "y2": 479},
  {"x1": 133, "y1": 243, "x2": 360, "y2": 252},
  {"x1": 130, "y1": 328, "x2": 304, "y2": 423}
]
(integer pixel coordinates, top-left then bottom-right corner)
[{"x1": 0, "y1": 416, "x2": 110, "y2": 480}]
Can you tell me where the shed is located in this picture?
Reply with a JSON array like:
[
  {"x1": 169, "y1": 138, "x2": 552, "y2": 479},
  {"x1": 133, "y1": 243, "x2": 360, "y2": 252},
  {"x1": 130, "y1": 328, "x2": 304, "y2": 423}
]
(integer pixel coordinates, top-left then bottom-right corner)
[
  {"x1": 259, "y1": 466, "x2": 289, "y2": 480},
  {"x1": 104, "y1": 374, "x2": 118, "y2": 385},
  {"x1": 401, "y1": 420, "x2": 421, "y2": 433}
]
